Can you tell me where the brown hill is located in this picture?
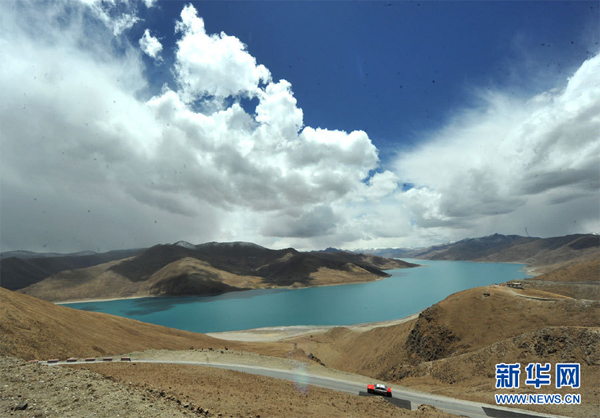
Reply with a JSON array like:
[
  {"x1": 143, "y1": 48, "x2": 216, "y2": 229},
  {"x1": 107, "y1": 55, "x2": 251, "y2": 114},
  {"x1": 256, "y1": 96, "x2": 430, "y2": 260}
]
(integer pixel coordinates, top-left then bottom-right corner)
[
  {"x1": 405, "y1": 233, "x2": 536, "y2": 260},
  {"x1": 19, "y1": 257, "x2": 258, "y2": 302},
  {"x1": 485, "y1": 234, "x2": 600, "y2": 272},
  {"x1": 20, "y1": 242, "x2": 415, "y2": 302},
  {"x1": 402, "y1": 286, "x2": 598, "y2": 362},
  {"x1": 0, "y1": 290, "x2": 454, "y2": 417},
  {"x1": 390, "y1": 326, "x2": 600, "y2": 418},
  {"x1": 509, "y1": 256, "x2": 600, "y2": 300},
  {"x1": 531, "y1": 256, "x2": 600, "y2": 283},
  {"x1": 0, "y1": 288, "x2": 290, "y2": 361},
  {"x1": 110, "y1": 242, "x2": 414, "y2": 286}
]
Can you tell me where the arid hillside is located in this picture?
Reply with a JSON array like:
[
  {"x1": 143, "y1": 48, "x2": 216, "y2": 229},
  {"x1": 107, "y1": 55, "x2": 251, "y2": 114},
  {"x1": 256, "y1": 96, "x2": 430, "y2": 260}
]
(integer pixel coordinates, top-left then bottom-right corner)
[
  {"x1": 1, "y1": 357, "x2": 455, "y2": 418},
  {"x1": 19, "y1": 257, "x2": 255, "y2": 302},
  {"x1": 0, "y1": 289, "x2": 456, "y2": 417},
  {"x1": 511, "y1": 257, "x2": 600, "y2": 300},
  {"x1": 16, "y1": 242, "x2": 416, "y2": 302},
  {"x1": 291, "y1": 259, "x2": 600, "y2": 418},
  {"x1": 0, "y1": 288, "x2": 291, "y2": 361},
  {"x1": 529, "y1": 256, "x2": 600, "y2": 283}
]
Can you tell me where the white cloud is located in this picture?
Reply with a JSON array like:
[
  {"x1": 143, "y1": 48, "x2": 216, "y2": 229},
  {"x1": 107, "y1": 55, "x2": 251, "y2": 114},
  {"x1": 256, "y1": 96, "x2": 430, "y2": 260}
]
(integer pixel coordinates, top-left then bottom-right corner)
[
  {"x1": 255, "y1": 80, "x2": 303, "y2": 140},
  {"x1": 139, "y1": 29, "x2": 163, "y2": 61},
  {"x1": 356, "y1": 171, "x2": 399, "y2": 201},
  {"x1": 0, "y1": 1, "x2": 390, "y2": 252},
  {"x1": 0, "y1": 1, "x2": 598, "y2": 253},
  {"x1": 79, "y1": 0, "x2": 141, "y2": 36},
  {"x1": 392, "y1": 53, "x2": 600, "y2": 241},
  {"x1": 174, "y1": 4, "x2": 271, "y2": 102}
]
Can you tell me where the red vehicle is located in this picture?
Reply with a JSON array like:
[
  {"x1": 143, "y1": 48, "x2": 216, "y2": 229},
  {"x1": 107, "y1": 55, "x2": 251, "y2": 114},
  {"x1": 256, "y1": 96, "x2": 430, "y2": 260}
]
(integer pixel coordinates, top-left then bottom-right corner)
[{"x1": 367, "y1": 383, "x2": 392, "y2": 397}]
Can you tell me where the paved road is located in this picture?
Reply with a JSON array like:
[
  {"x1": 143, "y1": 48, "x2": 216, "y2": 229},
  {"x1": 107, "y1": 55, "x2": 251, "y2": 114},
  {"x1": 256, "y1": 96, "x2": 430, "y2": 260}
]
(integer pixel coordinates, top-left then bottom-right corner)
[{"x1": 47, "y1": 358, "x2": 566, "y2": 418}]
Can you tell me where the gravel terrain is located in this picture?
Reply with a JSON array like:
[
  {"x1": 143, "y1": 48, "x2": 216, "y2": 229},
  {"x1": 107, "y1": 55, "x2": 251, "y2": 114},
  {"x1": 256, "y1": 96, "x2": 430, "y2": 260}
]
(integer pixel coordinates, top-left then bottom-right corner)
[
  {"x1": 1, "y1": 356, "x2": 456, "y2": 417},
  {"x1": 80, "y1": 361, "x2": 456, "y2": 417},
  {"x1": 0, "y1": 356, "x2": 189, "y2": 417}
]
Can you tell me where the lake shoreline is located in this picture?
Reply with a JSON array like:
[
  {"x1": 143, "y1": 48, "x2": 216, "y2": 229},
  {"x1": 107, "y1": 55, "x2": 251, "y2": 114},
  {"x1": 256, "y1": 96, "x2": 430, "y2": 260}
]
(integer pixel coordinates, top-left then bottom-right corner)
[
  {"x1": 53, "y1": 266, "x2": 409, "y2": 305},
  {"x1": 57, "y1": 292, "x2": 422, "y2": 342},
  {"x1": 401, "y1": 257, "x2": 539, "y2": 277},
  {"x1": 55, "y1": 260, "x2": 531, "y2": 336},
  {"x1": 57, "y1": 295, "x2": 159, "y2": 304},
  {"x1": 54, "y1": 258, "x2": 534, "y2": 305},
  {"x1": 204, "y1": 312, "x2": 421, "y2": 342}
]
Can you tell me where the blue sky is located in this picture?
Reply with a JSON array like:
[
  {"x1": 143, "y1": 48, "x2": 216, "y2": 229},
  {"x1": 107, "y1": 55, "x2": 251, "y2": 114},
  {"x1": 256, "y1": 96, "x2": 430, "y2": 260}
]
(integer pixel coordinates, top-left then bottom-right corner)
[
  {"x1": 1, "y1": 1, "x2": 599, "y2": 252},
  {"x1": 131, "y1": 1, "x2": 598, "y2": 156}
]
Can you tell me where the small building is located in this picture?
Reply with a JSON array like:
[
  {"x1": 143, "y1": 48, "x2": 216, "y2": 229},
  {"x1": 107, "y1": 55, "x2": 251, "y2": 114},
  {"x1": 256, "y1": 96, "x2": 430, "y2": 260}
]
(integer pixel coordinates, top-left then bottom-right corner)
[{"x1": 507, "y1": 282, "x2": 523, "y2": 289}]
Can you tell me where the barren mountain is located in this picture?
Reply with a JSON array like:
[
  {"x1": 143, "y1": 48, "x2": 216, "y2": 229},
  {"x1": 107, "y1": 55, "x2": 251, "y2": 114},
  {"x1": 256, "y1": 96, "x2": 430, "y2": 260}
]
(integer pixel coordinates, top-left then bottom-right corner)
[{"x1": 18, "y1": 242, "x2": 416, "y2": 302}]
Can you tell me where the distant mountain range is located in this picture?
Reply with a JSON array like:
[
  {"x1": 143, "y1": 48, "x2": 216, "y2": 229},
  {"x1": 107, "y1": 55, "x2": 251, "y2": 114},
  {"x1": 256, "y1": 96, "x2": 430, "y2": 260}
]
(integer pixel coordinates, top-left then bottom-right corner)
[
  {"x1": 2, "y1": 241, "x2": 415, "y2": 301},
  {"x1": 0, "y1": 250, "x2": 99, "y2": 259},
  {"x1": 365, "y1": 233, "x2": 599, "y2": 272},
  {"x1": 3, "y1": 233, "x2": 597, "y2": 301}
]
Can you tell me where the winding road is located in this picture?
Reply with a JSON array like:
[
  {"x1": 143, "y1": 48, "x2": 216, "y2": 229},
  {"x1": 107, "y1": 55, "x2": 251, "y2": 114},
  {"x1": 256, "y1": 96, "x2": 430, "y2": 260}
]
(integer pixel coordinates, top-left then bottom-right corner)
[{"x1": 45, "y1": 357, "x2": 567, "y2": 418}]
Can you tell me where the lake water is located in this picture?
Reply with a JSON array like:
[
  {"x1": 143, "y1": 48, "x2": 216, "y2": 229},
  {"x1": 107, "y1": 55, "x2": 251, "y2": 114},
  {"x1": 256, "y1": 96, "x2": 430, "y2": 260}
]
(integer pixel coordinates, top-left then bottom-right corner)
[{"x1": 62, "y1": 259, "x2": 531, "y2": 333}]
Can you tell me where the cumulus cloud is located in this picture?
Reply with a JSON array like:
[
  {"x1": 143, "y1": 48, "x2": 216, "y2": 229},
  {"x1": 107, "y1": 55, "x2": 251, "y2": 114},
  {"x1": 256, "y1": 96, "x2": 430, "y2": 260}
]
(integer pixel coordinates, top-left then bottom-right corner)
[
  {"x1": 0, "y1": 1, "x2": 391, "y2": 252},
  {"x1": 174, "y1": 4, "x2": 271, "y2": 101},
  {"x1": 139, "y1": 29, "x2": 163, "y2": 61}
]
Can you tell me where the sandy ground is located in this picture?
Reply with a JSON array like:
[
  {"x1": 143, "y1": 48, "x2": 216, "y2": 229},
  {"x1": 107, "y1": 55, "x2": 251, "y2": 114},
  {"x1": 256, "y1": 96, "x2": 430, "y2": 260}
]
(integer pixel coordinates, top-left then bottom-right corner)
[
  {"x1": 206, "y1": 314, "x2": 420, "y2": 342},
  {"x1": 56, "y1": 295, "x2": 157, "y2": 304}
]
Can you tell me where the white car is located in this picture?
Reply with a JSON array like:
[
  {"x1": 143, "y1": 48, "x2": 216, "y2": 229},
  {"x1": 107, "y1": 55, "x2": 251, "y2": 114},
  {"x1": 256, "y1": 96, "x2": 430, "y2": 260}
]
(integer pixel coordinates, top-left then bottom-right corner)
[{"x1": 367, "y1": 383, "x2": 392, "y2": 397}]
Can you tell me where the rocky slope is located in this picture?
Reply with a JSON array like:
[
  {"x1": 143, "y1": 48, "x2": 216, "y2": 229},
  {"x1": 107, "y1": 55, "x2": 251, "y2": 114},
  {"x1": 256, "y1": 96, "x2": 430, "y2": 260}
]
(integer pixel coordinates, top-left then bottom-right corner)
[{"x1": 0, "y1": 356, "x2": 190, "y2": 417}]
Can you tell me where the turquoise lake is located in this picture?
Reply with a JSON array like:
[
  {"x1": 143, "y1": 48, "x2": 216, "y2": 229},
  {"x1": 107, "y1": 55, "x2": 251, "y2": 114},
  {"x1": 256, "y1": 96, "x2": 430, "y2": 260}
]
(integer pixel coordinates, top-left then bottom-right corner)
[{"x1": 62, "y1": 259, "x2": 531, "y2": 333}]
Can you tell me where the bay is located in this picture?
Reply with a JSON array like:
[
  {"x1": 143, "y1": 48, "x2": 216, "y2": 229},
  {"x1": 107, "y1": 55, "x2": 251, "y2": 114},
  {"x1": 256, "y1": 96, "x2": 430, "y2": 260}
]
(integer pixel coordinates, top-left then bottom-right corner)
[{"x1": 61, "y1": 259, "x2": 531, "y2": 333}]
